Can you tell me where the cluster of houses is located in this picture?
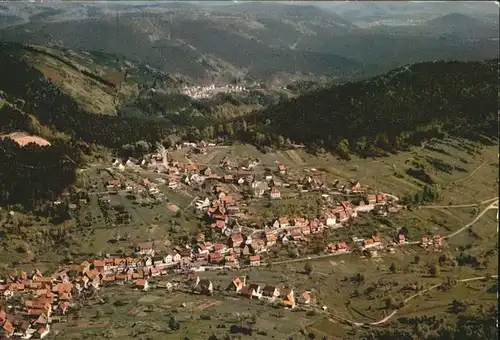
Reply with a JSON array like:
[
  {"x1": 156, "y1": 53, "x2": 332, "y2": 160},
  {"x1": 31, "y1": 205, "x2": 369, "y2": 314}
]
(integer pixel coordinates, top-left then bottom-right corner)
[
  {"x1": 1, "y1": 269, "x2": 70, "y2": 339},
  {"x1": 180, "y1": 84, "x2": 248, "y2": 99},
  {"x1": 191, "y1": 275, "x2": 312, "y2": 310},
  {"x1": 226, "y1": 277, "x2": 312, "y2": 309},
  {"x1": 419, "y1": 234, "x2": 443, "y2": 248},
  {"x1": 0, "y1": 242, "x2": 199, "y2": 339}
]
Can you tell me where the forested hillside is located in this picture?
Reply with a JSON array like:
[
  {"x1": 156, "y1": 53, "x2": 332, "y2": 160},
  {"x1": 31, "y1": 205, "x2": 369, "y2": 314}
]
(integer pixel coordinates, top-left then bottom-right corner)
[
  {"x1": 237, "y1": 59, "x2": 498, "y2": 158},
  {"x1": 0, "y1": 43, "x2": 208, "y2": 210}
]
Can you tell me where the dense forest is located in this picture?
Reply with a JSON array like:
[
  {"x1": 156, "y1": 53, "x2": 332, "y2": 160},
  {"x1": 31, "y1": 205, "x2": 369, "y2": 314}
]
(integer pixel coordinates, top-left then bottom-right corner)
[
  {"x1": 234, "y1": 59, "x2": 499, "y2": 158},
  {"x1": 0, "y1": 137, "x2": 81, "y2": 209}
]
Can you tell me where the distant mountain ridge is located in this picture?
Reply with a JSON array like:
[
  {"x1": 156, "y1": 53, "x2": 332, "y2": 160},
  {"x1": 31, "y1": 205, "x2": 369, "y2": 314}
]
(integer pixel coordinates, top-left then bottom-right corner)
[{"x1": 0, "y1": 2, "x2": 498, "y2": 84}]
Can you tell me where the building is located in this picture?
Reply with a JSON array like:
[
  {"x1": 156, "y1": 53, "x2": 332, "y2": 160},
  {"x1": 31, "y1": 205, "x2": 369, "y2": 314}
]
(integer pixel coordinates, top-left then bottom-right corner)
[
  {"x1": 298, "y1": 291, "x2": 311, "y2": 304},
  {"x1": 249, "y1": 255, "x2": 261, "y2": 266},
  {"x1": 135, "y1": 279, "x2": 149, "y2": 292},
  {"x1": 262, "y1": 285, "x2": 280, "y2": 298},
  {"x1": 136, "y1": 242, "x2": 155, "y2": 256},
  {"x1": 270, "y1": 188, "x2": 281, "y2": 199},
  {"x1": 365, "y1": 194, "x2": 377, "y2": 205},
  {"x1": 227, "y1": 277, "x2": 245, "y2": 292},
  {"x1": 280, "y1": 288, "x2": 296, "y2": 309},
  {"x1": 278, "y1": 217, "x2": 289, "y2": 228},
  {"x1": 230, "y1": 233, "x2": 244, "y2": 248}
]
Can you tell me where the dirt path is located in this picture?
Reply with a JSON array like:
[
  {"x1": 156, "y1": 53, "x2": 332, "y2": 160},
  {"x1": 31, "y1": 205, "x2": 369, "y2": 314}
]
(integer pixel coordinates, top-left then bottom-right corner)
[
  {"x1": 444, "y1": 200, "x2": 498, "y2": 239},
  {"x1": 345, "y1": 275, "x2": 498, "y2": 327},
  {"x1": 453, "y1": 160, "x2": 488, "y2": 184},
  {"x1": 420, "y1": 197, "x2": 498, "y2": 209},
  {"x1": 390, "y1": 175, "x2": 421, "y2": 190}
]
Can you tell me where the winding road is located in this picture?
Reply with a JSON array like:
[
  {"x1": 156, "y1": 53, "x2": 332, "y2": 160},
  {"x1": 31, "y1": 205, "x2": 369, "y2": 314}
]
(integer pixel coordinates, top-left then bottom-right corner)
[
  {"x1": 325, "y1": 197, "x2": 499, "y2": 327},
  {"x1": 346, "y1": 275, "x2": 498, "y2": 327},
  {"x1": 444, "y1": 199, "x2": 498, "y2": 239}
]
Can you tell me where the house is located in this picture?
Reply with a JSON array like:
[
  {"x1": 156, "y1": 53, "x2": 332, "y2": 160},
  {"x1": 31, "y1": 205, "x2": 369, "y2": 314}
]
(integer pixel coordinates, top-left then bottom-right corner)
[
  {"x1": 365, "y1": 194, "x2": 377, "y2": 205},
  {"x1": 209, "y1": 253, "x2": 223, "y2": 264},
  {"x1": 107, "y1": 179, "x2": 121, "y2": 189},
  {"x1": 196, "y1": 232, "x2": 205, "y2": 243},
  {"x1": 309, "y1": 220, "x2": 324, "y2": 233},
  {"x1": 420, "y1": 235, "x2": 431, "y2": 247},
  {"x1": 280, "y1": 288, "x2": 296, "y2": 308},
  {"x1": 213, "y1": 243, "x2": 228, "y2": 254},
  {"x1": 261, "y1": 285, "x2": 280, "y2": 299},
  {"x1": 197, "y1": 244, "x2": 210, "y2": 256},
  {"x1": 351, "y1": 181, "x2": 367, "y2": 193},
  {"x1": 168, "y1": 179, "x2": 179, "y2": 189},
  {"x1": 172, "y1": 252, "x2": 182, "y2": 262},
  {"x1": 342, "y1": 201, "x2": 356, "y2": 218},
  {"x1": 251, "y1": 240, "x2": 267, "y2": 254},
  {"x1": 224, "y1": 255, "x2": 238, "y2": 267},
  {"x1": 278, "y1": 217, "x2": 289, "y2": 228},
  {"x1": 93, "y1": 260, "x2": 106, "y2": 273},
  {"x1": 278, "y1": 164, "x2": 287, "y2": 175},
  {"x1": 143, "y1": 257, "x2": 153, "y2": 267},
  {"x1": 136, "y1": 242, "x2": 155, "y2": 256},
  {"x1": 230, "y1": 233, "x2": 244, "y2": 248},
  {"x1": 270, "y1": 187, "x2": 281, "y2": 199},
  {"x1": 2, "y1": 320, "x2": 14, "y2": 338},
  {"x1": 36, "y1": 325, "x2": 50, "y2": 339},
  {"x1": 433, "y1": 234, "x2": 442, "y2": 247},
  {"x1": 241, "y1": 284, "x2": 262, "y2": 299},
  {"x1": 164, "y1": 253, "x2": 174, "y2": 264},
  {"x1": 398, "y1": 234, "x2": 406, "y2": 244},
  {"x1": 227, "y1": 277, "x2": 245, "y2": 292},
  {"x1": 272, "y1": 220, "x2": 280, "y2": 229},
  {"x1": 363, "y1": 239, "x2": 375, "y2": 249},
  {"x1": 265, "y1": 232, "x2": 277, "y2": 246},
  {"x1": 195, "y1": 277, "x2": 214, "y2": 295},
  {"x1": 336, "y1": 242, "x2": 349, "y2": 252},
  {"x1": 372, "y1": 235, "x2": 382, "y2": 247},
  {"x1": 294, "y1": 217, "x2": 307, "y2": 227},
  {"x1": 325, "y1": 214, "x2": 337, "y2": 227},
  {"x1": 135, "y1": 279, "x2": 149, "y2": 291},
  {"x1": 376, "y1": 194, "x2": 388, "y2": 204},
  {"x1": 249, "y1": 255, "x2": 261, "y2": 266},
  {"x1": 298, "y1": 291, "x2": 311, "y2": 304}
]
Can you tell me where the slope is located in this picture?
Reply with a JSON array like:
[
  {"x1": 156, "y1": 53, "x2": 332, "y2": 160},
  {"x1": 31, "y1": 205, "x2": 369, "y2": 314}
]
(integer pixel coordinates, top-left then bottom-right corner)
[
  {"x1": 0, "y1": 9, "x2": 363, "y2": 83},
  {"x1": 238, "y1": 59, "x2": 498, "y2": 157},
  {"x1": 425, "y1": 12, "x2": 498, "y2": 38}
]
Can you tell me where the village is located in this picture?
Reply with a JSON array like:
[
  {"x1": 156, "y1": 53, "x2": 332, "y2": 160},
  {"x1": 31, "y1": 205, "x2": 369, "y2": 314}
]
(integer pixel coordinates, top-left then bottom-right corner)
[
  {"x1": 179, "y1": 84, "x2": 249, "y2": 100},
  {"x1": 0, "y1": 141, "x2": 446, "y2": 339}
]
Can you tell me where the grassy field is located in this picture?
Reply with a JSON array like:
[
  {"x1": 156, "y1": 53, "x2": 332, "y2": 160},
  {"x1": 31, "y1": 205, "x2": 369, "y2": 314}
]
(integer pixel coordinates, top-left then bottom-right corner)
[
  {"x1": 19, "y1": 46, "x2": 138, "y2": 115},
  {"x1": 51, "y1": 280, "x2": 318, "y2": 340}
]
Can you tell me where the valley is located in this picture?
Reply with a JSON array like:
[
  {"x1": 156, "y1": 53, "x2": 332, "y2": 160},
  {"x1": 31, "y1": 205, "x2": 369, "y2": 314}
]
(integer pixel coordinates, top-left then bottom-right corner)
[{"x1": 0, "y1": 2, "x2": 498, "y2": 340}]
